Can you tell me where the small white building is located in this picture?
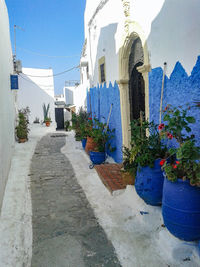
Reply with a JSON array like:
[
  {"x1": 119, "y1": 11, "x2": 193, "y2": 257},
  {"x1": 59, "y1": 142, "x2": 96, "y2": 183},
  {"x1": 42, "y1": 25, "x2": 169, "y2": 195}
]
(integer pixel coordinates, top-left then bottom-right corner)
[
  {"x1": 0, "y1": 0, "x2": 16, "y2": 210},
  {"x1": 64, "y1": 84, "x2": 87, "y2": 113},
  {"x1": 18, "y1": 68, "x2": 55, "y2": 124},
  {"x1": 80, "y1": 0, "x2": 200, "y2": 162}
]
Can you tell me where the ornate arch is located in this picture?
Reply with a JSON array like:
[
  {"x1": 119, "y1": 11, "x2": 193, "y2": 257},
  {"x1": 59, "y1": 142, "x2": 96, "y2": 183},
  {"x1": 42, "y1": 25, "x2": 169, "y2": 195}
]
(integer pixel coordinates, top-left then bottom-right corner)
[{"x1": 117, "y1": 21, "x2": 151, "y2": 148}]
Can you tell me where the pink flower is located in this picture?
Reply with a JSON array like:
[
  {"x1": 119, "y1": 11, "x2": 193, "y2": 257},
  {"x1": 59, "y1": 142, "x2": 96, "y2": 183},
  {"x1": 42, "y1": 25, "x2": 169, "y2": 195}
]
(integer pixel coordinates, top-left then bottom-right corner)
[
  {"x1": 160, "y1": 159, "x2": 166, "y2": 166},
  {"x1": 158, "y1": 123, "x2": 165, "y2": 131},
  {"x1": 173, "y1": 164, "x2": 177, "y2": 169},
  {"x1": 166, "y1": 132, "x2": 173, "y2": 139},
  {"x1": 176, "y1": 161, "x2": 180, "y2": 165}
]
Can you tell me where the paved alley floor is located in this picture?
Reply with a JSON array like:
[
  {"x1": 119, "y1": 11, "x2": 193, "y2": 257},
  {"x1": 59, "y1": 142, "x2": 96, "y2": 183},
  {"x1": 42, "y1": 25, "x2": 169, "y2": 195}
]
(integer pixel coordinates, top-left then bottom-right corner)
[
  {"x1": 30, "y1": 133, "x2": 121, "y2": 267},
  {"x1": 0, "y1": 125, "x2": 199, "y2": 267}
]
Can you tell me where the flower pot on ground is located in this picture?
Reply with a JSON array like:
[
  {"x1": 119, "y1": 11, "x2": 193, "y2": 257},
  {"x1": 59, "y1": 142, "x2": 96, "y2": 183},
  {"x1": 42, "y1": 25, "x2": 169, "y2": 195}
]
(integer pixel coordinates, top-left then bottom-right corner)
[
  {"x1": 135, "y1": 159, "x2": 164, "y2": 205},
  {"x1": 162, "y1": 178, "x2": 200, "y2": 241},
  {"x1": 86, "y1": 118, "x2": 115, "y2": 164},
  {"x1": 44, "y1": 118, "x2": 51, "y2": 127},
  {"x1": 85, "y1": 136, "x2": 98, "y2": 154},
  {"x1": 81, "y1": 138, "x2": 87, "y2": 149},
  {"x1": 160, "y1": 105, "x2": 200, "y2": 241},
  {"x1": 43, "y1": 103, "x2": 51, "y2": 126},
  {"x1": 129, "y1": 117, "x2": 167, "y2": 206},
  {"x1": 89, "y1": 151, "x2": 106, "y2": 165}
]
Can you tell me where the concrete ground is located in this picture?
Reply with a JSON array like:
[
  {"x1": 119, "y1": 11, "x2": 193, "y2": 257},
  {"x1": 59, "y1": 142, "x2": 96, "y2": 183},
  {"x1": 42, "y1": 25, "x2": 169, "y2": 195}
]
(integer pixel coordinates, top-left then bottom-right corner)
[{"x1": 0, "y1": 124, "x2": 199, "y2": 267}]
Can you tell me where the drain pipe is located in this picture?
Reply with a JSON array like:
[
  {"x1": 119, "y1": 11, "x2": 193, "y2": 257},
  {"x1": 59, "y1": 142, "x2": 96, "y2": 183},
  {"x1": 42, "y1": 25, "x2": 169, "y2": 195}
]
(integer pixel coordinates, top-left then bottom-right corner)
[{"x1": 159, "y1": 62, "x2": 167, "y2": 124}]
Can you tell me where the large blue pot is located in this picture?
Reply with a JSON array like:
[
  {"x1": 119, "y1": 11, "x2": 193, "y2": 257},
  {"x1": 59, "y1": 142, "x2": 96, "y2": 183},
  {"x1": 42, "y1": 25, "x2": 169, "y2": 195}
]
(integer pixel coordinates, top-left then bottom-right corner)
[
  {"x1": 135, "y1": 159, "x2": 164, "y2": 206},
  {"x1": 89, "y1": 151, "x2": 105, "y2": 165},
  {"x1": 81, "y1": 138, "x2": 87, "y2": 149},
  {"x1": 162, "y1": 178, "x2": 200, "y2": 241}
]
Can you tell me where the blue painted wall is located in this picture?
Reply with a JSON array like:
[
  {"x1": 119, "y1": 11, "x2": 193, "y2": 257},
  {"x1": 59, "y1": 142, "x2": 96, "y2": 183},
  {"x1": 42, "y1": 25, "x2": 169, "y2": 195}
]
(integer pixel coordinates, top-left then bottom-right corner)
[
  {"x1": 87, "y1": 82, "x2": 123, "y2": 163},
  {"x1": 149, "y1": 56, "x2": 200, "y2": 145}
]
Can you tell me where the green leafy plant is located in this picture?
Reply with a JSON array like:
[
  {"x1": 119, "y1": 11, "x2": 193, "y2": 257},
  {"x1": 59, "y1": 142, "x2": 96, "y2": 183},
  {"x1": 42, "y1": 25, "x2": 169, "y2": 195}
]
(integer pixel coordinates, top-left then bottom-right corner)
[
  {"x1": 160, "y1": 105, "x2": 195, "y2": 144},
  {"x1": 16, "y1": 108, "x2": 30, "y2": 140},
  {"x1": 64, "y1": 120, "x2": 70, "y2": 131},
  {"x1": 159, "y1": 105, "x2": 200, "y2": 186},
  {"x1": 129, "y1": 118, "x2": 167, "y2": 169},
  {"x1": 122, "y1": 146, "x2": 137, "y2": 176},
  {"x1": 71, "y1": 108, "x2": 90, "y2": 140},
  {"x1": 87, "y1": 118, "x2": 115, "y2": 152}
]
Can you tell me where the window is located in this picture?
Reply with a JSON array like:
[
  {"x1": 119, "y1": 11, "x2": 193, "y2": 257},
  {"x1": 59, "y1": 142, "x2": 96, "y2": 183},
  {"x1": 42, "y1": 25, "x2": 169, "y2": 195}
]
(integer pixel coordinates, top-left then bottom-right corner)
[
  {"x1": 98, "y1": 56, "x2": 106, "y2": 84},
  {"x1": 100, "y1": 63, "x2": 105, "y2": 83}
]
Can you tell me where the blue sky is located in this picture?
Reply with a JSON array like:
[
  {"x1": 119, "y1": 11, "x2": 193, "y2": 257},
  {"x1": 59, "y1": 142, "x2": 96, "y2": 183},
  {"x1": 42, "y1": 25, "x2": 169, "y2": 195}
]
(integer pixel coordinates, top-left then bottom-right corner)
[{"x1": 5, "y1": 0, "x2": 86, "y2": 95}]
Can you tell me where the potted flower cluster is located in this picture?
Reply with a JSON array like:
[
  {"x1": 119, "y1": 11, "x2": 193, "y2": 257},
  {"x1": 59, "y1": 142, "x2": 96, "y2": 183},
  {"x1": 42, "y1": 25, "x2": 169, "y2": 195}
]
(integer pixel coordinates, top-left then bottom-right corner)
[
  {"x1": 159, "y1": 105, "x2": 200, "y2": 241},
  {"x1": 86, "y1": 118, "x2": 115, "y2": 165},
  {"x1": 16, "y1": 107, "x2": 30, "y2": 143},
  {"x1": 71, "y1": 107, "x2": 89, "y2": 143},
  {"x1": 127, "y1": 117, "x2": 167, "y2": 206}
]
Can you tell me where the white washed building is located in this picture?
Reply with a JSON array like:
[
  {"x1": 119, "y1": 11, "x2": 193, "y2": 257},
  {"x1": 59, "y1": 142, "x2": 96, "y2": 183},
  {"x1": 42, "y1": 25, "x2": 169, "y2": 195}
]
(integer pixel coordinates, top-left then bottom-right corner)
[
  {"x1": 81, "y1": 0, "x2": 200, "y2": 162},
  {"x1": 18, "y1": 68, "x2": 55, "y2": 123},
  {"x1": 0, "y1": 0, "x2": 16, "y2": 210}
]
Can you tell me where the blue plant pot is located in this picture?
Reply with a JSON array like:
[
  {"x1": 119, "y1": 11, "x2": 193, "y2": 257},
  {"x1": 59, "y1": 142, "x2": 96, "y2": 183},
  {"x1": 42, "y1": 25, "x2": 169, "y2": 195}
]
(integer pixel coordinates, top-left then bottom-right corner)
[
  {"x1": 82, "y1": 138, "x2": 87, "y2": 149},
  {"x1": 89, "y1": 151, "x2": 105, "y2": 165},
  {"x1": 135, "y1": 159, "x2": 164, "y2": 206},
  {"x1": 162, "y1": 178, "x2": 200, "y2": 241}
]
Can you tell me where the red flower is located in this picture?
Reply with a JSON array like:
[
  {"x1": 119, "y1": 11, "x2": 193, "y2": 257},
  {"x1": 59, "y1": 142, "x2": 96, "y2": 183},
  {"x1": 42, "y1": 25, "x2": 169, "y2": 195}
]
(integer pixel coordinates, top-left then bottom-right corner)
[
  {"x1": 176, "y1": 161, "x2": 180, "y2": 165},
  {"x1": 173, "y1": 164, "x2": 177, "y2": 169},
  {"x1": 88, "y1": 117, "x2": 92, "y2": 120},
  {"x1": 163, "y1": 105, "x2": 169, "y2": 112},
  {"x1": 158, "y1": 123, "x2": 165, "y2": 130},
  {"x1": 166, "y1": 132, "x2": 173, "y2": 139},
  {"x1": 160, "y1": 159, "x2": 166, "y2": 166}
]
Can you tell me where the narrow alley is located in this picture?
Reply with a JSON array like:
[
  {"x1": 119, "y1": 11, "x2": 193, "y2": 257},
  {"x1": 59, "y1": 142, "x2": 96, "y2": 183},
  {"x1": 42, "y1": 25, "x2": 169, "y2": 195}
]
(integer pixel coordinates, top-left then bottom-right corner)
[
  {"x1": 30, "y1": 133, "x2": 120, "y2": 267},
  {"x1": 1, "y1": 125, "x2": 199, "y2": 267}
]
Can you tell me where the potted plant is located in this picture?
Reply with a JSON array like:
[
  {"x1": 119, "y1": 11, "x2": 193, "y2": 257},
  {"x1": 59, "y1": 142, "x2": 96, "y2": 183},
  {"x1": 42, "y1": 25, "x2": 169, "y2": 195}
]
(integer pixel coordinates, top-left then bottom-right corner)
[
  {"x1": 130, "y1": 117, "x2": 167, "y2": 206},
  {"x1": 43, "y1": 103, "x2": 51, "y2": 126},
  {"x1": 64, "y1": 120, "x2": 70, "y2": 131},
  {"x1": 121, "y1": 146, "x2": 137, "y2": 185},
  {"x1": 71, "y1": 108, "x2": 89, "y2": 141},
  {"x1": 159, "y1": 105, "x2": 200, "y2": 241},
  {"x1": 16, "y1": 108, "x2": 30, "y2": 143},
  {"x1": 33, "y1": 117, "x2": 40, "y2": 124},
  {"x1": 87, "y1": 118, "x2": 115, "y2": 165}
]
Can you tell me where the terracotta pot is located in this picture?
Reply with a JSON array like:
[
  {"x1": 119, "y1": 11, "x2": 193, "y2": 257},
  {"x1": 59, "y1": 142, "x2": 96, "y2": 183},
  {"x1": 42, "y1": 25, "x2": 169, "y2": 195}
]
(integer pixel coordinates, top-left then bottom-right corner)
[
  {"x1": 85, "y1": 137, "x2": 98, "y2": 154},
  {"x1": 19, "y1": 138, "x2": 27, "y2": 143},
  {"x1": 45, "y1": 121, "x2": 50, "y2": 127},
  {"x1": 121, "y1": 171, "x2": 135, "y2": 185}
]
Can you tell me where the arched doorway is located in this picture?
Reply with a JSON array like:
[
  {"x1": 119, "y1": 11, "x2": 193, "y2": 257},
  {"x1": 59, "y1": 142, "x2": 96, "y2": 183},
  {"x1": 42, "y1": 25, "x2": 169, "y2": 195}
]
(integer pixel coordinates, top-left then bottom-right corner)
[{"x1": 128, "y1": 37, "x2": 145, "y2": 121}]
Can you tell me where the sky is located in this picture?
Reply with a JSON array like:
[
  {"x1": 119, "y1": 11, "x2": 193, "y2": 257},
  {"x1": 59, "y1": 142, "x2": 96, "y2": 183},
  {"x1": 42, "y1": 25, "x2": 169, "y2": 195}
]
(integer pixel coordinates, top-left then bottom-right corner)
[{"x1": 5, "y1": 0, "x2": 86, "y2": 95}]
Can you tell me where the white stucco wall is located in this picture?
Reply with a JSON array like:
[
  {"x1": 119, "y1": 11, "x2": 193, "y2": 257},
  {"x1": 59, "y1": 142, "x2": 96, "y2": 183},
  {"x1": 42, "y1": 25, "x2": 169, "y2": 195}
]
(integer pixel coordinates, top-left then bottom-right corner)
[
  {"x1": 0, "y1": 0, "x2": 16, "y2": 210},
  {"x1": 64, "y1": 86, "x2": 74, "y2": 105},
  {"x1": 73, "y1": 84, "x2": 87, "y2": 112},
  {"x1": 18, "y1": 68, "x2": 55, "y2": 123},
  {"x1": 83, "y1": 0, "x2": 200, "y2": 84}
]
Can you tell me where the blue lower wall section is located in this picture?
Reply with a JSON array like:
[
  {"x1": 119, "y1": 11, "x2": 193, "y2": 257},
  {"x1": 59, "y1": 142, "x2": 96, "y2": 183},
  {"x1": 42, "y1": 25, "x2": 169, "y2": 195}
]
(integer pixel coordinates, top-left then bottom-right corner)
[
  {"x1": 149, "y1": 56, "x2": 200, "y2": 145},
  {"x1": 87, "y1": 82, "x2": 123, "y2": 163}
]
